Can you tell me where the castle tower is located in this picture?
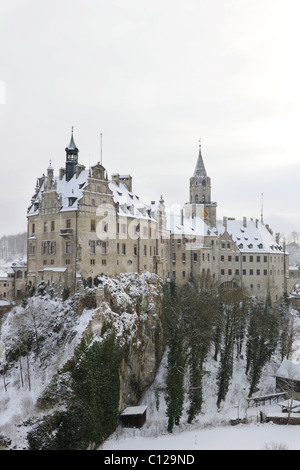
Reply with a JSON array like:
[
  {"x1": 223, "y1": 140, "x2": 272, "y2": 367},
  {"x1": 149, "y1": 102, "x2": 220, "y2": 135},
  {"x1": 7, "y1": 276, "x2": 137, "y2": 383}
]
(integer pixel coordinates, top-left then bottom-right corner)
[
  {"x1": 187, "y1": 142, "x2": 217, "y2": 227},
  {"x1": 65, "y1": 127, "x2": 79, "y2": 181},
  {"x1": 189, "y1": 142, "x2": 211, "y2": 204}
]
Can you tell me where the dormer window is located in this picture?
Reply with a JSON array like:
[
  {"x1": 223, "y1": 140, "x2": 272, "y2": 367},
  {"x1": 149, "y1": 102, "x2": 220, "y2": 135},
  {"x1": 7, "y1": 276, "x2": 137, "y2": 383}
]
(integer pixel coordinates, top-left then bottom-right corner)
[{"x1": 68, "y1": 197, "x2": 77, "y2": 206}]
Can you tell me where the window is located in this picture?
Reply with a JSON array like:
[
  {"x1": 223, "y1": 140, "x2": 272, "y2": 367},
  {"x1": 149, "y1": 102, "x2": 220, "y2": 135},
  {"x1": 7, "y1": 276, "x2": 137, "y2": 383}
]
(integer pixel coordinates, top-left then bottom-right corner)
[
  {"x1": 66, "y1": 241, "x2": 71, "y2": 254},
  {"x1": 221, "y1": 255, "x2": 225, "y2": 262},
  {"x1": 182, "y1": 271, "x2": 186, "y2": 279},
  {"x1": 90, "y1": 240, "x2": 96, "y2": 254},
  {"x1": 235, "y1": 256, "x2": 239, "y2": 262},
  {"x1": 102, "y1": 259, "x2": 106, "y2": 265},
  {"x1": 91, "y1": 220, "x2": 96, "y2": 231},
  {"x1": 51, "y1": 221, "x2": 55, "y2": 232},
  {"x1": 90, "y1": 259, "x2": 95, "y2": 265},
  {"x1": 228, "y1": 269, "x2": 232, "y2": 275},
  {"x1": 29, "y1": 243, "x2": 36, "y2": 255},
  {"x1": 50, "y1": 241, "x2": 56, "y2": 254},
  {"x1": 249, "y1": 256, "x2": 253, "y2": 262},
  {"x1": 194, "y1": 253, "x2": 198, "y2": 262},
  {"x1": 182, "y1": 253, "x2": 186, "y2": 263},
  {"x1": 250, "y1": 269, "x2": 253, "y2": 275},
  {"x1": 256, "y1": 269, "x2": 260, "y2": 276},
  {"x1": 117, "y1": 243, "x2": 120, "y2": 255},
  {"x1": 102, "y1": 242, "x2": 107, "y2": 255},
  {"x1": 66, "y1": 219, "x2": 71, "y2": 229},
  {"x1": 69, "y1": 197, "x2": 76, "y2": 206},
  {"x1": 91, "y1": 198, "x2": 95, "y2": 206},
  {"x1": 221, "y1": 269, "x2": 225, "y2": 276},
  {"x1": 228, "y1": 255, "x2": 232, "y2": 262},
  {"x1": 172, "y1": 253, "x2": 176, "y2": 262},
  {"x1": 235, "y1": 269, "x2": 239, "y2": 275},
  {"x1": 144, "y1": 245, "x2": 147, "y2": 256},
  {"x1": 102, "y1": 221, "x2": 108, "y2": 232},
  {"x1": 256, "y1": 256, "x2": 260, "y2": 263},
  {"x1": 264, "y1": 256, "x2": 268, "y2": 263},
  {"x1": 66, "y1": 259, "x2": 70, "y2": 265},
  {"x1": 32, "y1": 223, "x2": 35, "y2": 234},
  {"x1": 122, "y1": 244, "x2": 126, "y2": 255},
  {"x1": 242, "y1": 256, "x2": 246, "y2": 262},
  {"x1": 242, "y1": 269, "x2": 246, "y2": 275},
  {"x1": 133, "y1": 245, "x2": 137, "y2": 256},
  {"x1": 44, "y1": 222, "x2": 48, "y2": 233}
]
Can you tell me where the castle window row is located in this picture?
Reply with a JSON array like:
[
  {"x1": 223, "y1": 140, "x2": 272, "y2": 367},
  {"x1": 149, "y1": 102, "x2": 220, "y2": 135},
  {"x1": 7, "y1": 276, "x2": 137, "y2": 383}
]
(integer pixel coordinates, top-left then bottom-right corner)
[
  {"x1": 220, "y1": 269, "x2": 284, "y2": 276},
  {"x1": 220, "y1": 255, "x2": 283, "y2": 263}
]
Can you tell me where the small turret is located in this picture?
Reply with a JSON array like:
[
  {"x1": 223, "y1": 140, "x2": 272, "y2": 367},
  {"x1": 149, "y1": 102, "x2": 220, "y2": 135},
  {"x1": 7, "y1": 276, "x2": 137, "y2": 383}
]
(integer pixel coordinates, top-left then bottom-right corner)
[{"x1": 65, "y1": 127, "x2": 79, "y2": 181}]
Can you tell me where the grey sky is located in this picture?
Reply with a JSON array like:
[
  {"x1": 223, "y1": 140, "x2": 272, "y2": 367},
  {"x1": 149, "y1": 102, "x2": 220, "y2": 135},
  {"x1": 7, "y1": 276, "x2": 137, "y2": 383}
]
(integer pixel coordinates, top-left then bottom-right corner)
[{"x1": 1, "y1": 0, "x2": 300, "y2": 239}]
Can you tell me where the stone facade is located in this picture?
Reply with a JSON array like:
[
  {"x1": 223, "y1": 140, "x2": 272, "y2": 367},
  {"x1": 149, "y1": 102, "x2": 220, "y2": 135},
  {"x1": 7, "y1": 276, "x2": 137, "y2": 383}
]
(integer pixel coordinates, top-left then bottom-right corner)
[
  {"x1": 26, "y1": 132, "x2": 289, "y2": 301},
  {"x1": 0, "y1": 260, "x2": 27, "y2": 303}
]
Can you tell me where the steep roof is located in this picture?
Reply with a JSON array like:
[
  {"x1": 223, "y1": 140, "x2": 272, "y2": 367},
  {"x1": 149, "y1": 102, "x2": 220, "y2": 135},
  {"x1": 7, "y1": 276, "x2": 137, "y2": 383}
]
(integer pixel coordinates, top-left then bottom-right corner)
[
  {"x1": 109, "y1": 180, "x2": 155, "y2": 221},
  {"x1": 217, "y1": 218, "x2": 284, "y2": 254},
  {"x1": 193, "y1": 144, "x2": 207, "y2": 179}
]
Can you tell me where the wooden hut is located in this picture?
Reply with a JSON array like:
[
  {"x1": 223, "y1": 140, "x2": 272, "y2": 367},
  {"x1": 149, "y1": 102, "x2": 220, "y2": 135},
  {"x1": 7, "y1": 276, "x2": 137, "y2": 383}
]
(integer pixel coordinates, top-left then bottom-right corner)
[
  {"x1": 120, "y1": 406, "x2": 147, "y2": 428},
  {"x1": 275, "y1": 359, "x2": 300, "y2": 399}
]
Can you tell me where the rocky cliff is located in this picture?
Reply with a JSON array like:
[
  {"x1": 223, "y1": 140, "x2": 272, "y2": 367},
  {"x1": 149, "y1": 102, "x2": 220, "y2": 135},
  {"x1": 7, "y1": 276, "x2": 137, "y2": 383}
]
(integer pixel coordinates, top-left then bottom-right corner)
[{"x1": 0, "y1": 272, "x2": 165, "y2": 449}]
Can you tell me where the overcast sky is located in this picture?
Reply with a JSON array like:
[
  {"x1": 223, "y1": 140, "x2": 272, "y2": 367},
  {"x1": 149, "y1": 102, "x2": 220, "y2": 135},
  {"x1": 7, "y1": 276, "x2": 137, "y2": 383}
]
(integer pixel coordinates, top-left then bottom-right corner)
[{"x1": 1, "y1": 0, "x2": 300, "y2": 240}]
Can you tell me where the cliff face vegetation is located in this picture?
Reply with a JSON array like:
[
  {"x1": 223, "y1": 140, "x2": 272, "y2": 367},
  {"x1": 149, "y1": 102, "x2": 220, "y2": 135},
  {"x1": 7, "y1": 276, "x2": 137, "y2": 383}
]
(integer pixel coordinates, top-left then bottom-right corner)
[{"x1": 0, "y1": 272, "x2": 165, "y2": 450}]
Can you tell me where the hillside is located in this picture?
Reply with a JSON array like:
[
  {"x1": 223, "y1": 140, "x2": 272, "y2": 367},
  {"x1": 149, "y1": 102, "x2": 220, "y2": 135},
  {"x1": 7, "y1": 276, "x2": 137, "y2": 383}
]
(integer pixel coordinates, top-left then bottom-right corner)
[
  {"x1": 0, "y1": 272, "x2": 299, "y2": 450},
  {"x1": 0, "y1": 272, "x2": 164, "y2": 450}
]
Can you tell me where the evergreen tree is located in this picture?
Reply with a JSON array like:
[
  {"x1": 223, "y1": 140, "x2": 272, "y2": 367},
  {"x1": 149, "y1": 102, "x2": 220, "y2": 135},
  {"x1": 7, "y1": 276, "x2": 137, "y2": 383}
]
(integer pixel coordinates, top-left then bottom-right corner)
[
  {"x1": 162, "y1": 280, "x2": 186, "y2": 432},
  {"x1": 246, "y1": 295, "x2": 280, "y2": 397},
  {"x1": 216, "y1": 287, "x2": 247, "y2": 407}
]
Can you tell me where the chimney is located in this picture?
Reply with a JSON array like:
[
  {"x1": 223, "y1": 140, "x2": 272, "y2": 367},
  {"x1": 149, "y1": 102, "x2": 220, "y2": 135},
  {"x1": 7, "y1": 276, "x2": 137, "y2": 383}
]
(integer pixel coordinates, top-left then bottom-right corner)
[
  {"x1": 181, "y1": 209, "x2": 184, "y2": 225},
  {"x1": 243, "y1": 216, "x2": 247, "y2": 228},
  {"x1": 76, "y1": 163, "x2": 85, "y2": 178},
  {"x1": 223, "y1": 216, "x2": 227, "y2": 230},
  {"x1": 59, "y1": 167, "x2": 66, "y2": 180}
]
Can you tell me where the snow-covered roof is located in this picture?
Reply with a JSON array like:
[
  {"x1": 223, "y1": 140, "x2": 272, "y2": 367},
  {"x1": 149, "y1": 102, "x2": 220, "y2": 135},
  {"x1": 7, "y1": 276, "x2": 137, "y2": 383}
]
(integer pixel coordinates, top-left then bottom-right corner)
[
  {"x1": 276, "y1": 359, "x2": 300, "y2": 381},
  {"x1": 28, "y1": 170, "x2": 90, "y2": 216},
  {"x1": 109, "y1": 180, "x2": 155, "y2": 221},
  {"x1": 121, "y1": 406, "x2": 147, "y2": 416},
  {"x1": 28, "y1": 169, "x2": 155, "y2": 222},
  {"x1": 217, "y1": 218, "x2": 284, "y2": 254},
  {"x1": 167, "y1": 212, "x2": 210, "y2": 237}
]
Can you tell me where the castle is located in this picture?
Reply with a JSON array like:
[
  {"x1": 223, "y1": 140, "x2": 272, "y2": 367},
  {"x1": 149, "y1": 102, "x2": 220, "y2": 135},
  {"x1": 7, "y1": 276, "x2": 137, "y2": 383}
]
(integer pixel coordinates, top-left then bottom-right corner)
[{"x1": 26, "y1": 130, "x2": 289, "y2": 300}]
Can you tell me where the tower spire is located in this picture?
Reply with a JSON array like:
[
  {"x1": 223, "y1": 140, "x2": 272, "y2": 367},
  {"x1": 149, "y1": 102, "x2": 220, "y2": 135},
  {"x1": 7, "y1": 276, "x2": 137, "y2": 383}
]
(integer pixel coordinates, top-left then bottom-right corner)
[{"x1": 193, "y1": 139, "x2": 207, "y2": 178}]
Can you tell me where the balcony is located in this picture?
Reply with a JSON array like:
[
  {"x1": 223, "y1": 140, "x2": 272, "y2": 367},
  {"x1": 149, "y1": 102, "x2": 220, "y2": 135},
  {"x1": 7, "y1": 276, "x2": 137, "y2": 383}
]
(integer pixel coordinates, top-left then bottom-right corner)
[{"x1": 59, "y1": 228, "x2": 73, "y2": 237}]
